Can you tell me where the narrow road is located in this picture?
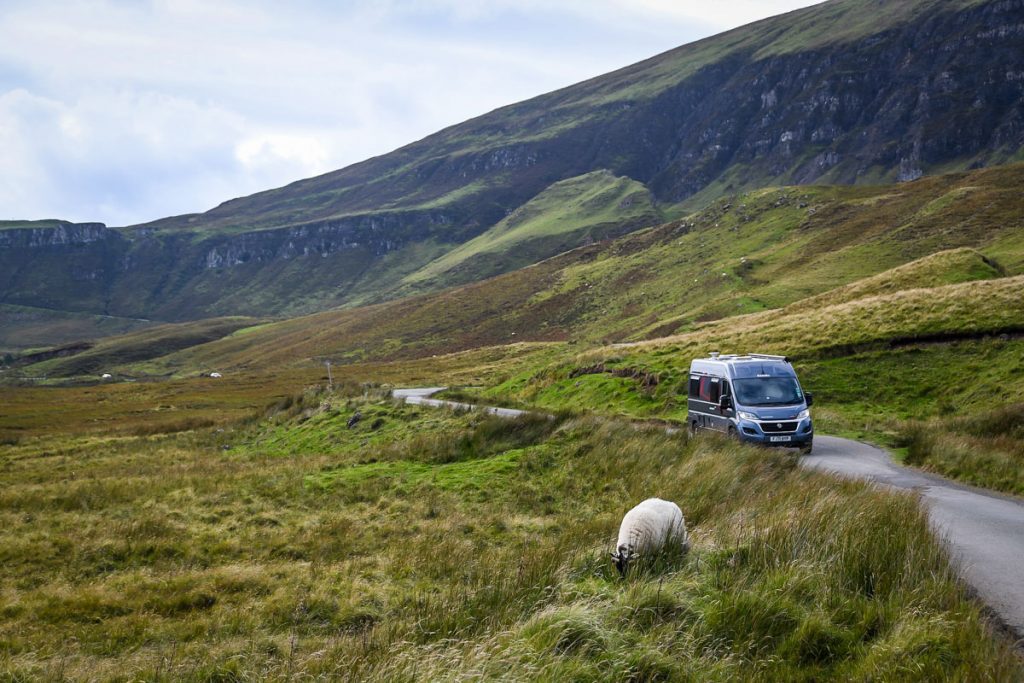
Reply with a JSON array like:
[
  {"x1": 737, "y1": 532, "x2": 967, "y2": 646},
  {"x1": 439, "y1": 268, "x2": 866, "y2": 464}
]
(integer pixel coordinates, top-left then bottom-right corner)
[
  {"x1": 392, "y1": 387, "x2": 528, "y2": 419},
  {"x1": 394, "y1": 388, "x2": 1024, "y2": 638},
  {"x1": 805, "y1": 436, "x2": 1024, "y2": 638}
]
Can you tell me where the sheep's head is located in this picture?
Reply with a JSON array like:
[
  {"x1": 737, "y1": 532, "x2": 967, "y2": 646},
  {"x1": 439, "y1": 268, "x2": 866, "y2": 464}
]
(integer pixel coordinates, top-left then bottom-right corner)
[{"x1": 610, "y1": 544, "x2": 638, "y2": 578}]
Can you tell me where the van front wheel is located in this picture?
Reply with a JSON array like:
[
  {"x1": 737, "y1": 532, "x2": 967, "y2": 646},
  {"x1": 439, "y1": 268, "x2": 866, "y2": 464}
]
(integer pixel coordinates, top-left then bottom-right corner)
[
  {"x1": 801, "y1": 441, "x2": 813, "y2": 455},
  {"x1": 727, "y1": 426, "x2": 738, "y2": 441}
]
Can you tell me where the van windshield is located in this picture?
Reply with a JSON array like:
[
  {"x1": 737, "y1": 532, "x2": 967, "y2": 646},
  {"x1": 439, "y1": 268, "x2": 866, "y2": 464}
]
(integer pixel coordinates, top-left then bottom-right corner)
[{"x1": 733, "y1": 377, "x2": 803, "y2": 406}]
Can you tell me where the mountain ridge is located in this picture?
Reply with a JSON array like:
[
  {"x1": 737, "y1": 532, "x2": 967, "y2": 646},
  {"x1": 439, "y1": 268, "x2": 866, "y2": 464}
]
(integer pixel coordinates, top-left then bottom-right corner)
[{"x1": 1, "y1": 0, "x2": 1021, "y2": 344}]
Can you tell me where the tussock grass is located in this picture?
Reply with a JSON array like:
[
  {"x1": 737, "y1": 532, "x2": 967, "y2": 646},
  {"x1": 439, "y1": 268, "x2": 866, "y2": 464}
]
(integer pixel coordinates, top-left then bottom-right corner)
[
  {"x1": 901, "y1": 404, "x2": 1024, "y2": 495},
  {"x1": 782, "y1": 247, "x2": 1002, "y2": 314},
  {"x1": 617, "y1": 275, "x2": 1024, "y2": 359},
  {"x1": 0, "y1": 401, "x2": 1018, "y2": 680}
]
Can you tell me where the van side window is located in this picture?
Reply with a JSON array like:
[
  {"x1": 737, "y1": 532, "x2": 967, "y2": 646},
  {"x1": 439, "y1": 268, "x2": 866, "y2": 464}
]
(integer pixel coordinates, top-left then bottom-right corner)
[
  {"x1": 688, "y1": 376, "x2": 700, "y2": 398},
  {"x1": 698, "y1": 376, "x2": 721, "y2": 403}
]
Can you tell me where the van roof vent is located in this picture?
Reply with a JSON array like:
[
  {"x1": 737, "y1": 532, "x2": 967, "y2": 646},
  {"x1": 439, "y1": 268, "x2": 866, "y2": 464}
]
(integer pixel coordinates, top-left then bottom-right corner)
[{"x1": 709, "y1": 351, "x2": 720, "y2": 359}]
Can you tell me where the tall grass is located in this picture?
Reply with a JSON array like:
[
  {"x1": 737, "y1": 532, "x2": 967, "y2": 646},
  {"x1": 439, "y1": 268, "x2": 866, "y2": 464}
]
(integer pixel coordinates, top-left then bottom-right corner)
[
  {"x1": 0, "y1": 400, "x2": 1018, "y2": 680},
  {"x1": 901, "y1": 404, "x2": 1024, "y2": 494}
]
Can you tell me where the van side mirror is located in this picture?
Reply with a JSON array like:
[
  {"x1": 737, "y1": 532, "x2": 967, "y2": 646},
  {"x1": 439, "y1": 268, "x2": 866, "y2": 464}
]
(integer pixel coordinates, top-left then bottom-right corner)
[
  {"x1": 805, "y1": 392, "x2": 814, "y2": 407},
  {"x1": 719, "y1": 395, "x2": 733, "y2": 411}
]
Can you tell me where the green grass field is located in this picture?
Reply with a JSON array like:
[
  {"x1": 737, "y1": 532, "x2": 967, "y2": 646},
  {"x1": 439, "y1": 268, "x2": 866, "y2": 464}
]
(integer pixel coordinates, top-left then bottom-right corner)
[{"x1": 1, "y1": 385, "x2": 1019, "y2": 680}]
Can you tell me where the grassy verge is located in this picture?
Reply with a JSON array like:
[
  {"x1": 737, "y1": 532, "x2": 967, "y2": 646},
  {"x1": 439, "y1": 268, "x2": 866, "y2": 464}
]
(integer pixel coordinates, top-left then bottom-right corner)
[
  {"x1": 899, "y1": 405, "x2": 1024, "y2": 495},
  {"x1": 1, "y1": 386, "x2": 1019, "y2": 680}
]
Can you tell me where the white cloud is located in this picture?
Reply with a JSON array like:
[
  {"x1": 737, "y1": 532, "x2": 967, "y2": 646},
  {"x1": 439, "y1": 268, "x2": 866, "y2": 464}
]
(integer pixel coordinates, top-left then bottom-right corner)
[
  {"x1": 0, "y1": 0, "x2": 823, "y2": 225},
  {"x1": 235, "y1": 135, "x2": 329, "y2": 176}
]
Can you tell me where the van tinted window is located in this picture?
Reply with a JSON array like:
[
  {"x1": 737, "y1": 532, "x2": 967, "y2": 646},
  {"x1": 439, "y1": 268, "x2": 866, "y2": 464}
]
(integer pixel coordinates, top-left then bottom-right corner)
[
  {"x1": 698, "y1": 376, "x2": 721, "y2": 403},
  {"x1": 688, "y1": 376, "x2": 700, "y2": 398}
]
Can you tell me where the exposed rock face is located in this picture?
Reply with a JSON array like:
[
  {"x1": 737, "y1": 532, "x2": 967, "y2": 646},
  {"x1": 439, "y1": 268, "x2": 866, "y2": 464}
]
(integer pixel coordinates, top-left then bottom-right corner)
[
  {"x1": 198, "y1": 211, "x2": 452, "y2": 269},
  {"x1": 603, "y1": 0, "x2": 1024, "y2": 200},
  {"x1": 0, "y1": 211, "x2": 457, "y2": 319},
  {"x1": 0, "y1": 222, "x2": 110, "y2": 248}
]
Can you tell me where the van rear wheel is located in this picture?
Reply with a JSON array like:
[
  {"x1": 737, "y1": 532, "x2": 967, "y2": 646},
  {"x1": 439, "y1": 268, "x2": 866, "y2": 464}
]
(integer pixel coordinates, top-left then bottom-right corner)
[{"x1": 688, "y1": 421, "x2": 698, "y2": 437}]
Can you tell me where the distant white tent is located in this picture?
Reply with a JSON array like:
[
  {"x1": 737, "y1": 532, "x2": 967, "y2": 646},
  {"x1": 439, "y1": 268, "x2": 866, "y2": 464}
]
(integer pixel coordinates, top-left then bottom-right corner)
[
  {"x1": 210, "y1": 372, "x2": 222, "y2": 378},
  {"x1": 101, "y1": 373, "x2": 112, "y2": 379}
]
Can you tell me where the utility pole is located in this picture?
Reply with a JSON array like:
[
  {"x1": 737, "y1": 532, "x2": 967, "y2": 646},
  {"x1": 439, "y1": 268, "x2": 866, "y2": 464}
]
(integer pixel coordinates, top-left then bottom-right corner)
[{"x1": 325, "y1": 360, "x2": 333, "y2": 390}]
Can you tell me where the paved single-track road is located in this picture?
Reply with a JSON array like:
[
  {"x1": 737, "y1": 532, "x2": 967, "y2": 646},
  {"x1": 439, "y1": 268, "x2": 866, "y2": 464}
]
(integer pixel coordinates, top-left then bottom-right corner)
[
  {"x1": 806, "y1": 435, "x2": 1024, "y2": 638},
  {"x1": 393, "y1": 388, "x2": 1024, "y2": 638}
]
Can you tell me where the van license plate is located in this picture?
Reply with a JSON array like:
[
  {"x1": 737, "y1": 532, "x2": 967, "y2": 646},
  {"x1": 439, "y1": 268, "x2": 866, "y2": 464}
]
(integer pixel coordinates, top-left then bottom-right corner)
[{"x1": 769, "y1": 436, "x2": 792, "y2": 443}]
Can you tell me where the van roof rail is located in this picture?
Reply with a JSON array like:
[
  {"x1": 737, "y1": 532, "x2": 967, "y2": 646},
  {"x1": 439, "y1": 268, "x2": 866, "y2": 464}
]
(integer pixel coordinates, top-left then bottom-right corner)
[{"x1": 748, "y1": 353, "x2": 789, "y2": 362}]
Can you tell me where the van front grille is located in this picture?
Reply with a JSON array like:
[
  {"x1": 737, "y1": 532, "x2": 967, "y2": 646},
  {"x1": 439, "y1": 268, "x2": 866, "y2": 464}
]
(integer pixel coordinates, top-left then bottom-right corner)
[{"x1": 760, "y1": 421, "x2": 798, "y2": 433}]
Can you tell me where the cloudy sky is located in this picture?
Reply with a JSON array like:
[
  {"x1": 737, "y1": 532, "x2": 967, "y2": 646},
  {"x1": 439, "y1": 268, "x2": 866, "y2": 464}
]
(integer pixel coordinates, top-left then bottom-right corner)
[{"x1": 0, "y1": 0, "x2": 823, "y2": 226}]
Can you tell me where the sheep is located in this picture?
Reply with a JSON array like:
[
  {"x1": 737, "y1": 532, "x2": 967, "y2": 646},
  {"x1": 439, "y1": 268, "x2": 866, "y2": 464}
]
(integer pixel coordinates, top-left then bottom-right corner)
[{"x1": 611, "y1": 498, "x2": 689, "y2": 577}]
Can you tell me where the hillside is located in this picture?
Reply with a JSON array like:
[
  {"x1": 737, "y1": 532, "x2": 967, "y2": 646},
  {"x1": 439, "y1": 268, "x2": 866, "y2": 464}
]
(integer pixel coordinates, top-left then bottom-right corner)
[
  {"x1": 65, "y1": 163, "x2": 1021, "y2": 377},
  {"x1": 0, "y1": 304, "x2": 154, "y2": 358},
  {"x1": 30, "y1": 160, "x2": 1016, "y2": 499},
  {"x1": 394, "y1": 171, "x2": 662, "y2": 297},
  {"x1": 13, "y1": 317, "x2": 264, "y2": 379},
  {"x1": 1, "y1": 0, "x2": 1021, "y2": 340}
]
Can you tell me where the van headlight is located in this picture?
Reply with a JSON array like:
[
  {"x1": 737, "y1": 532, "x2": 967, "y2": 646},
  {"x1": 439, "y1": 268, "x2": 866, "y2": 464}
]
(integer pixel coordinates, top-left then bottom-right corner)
[
  {"x1": 798, "y1": 409, "x2": 810, "y2": 420},
  {"x1": 738, "y1": 411, "x2": 758, "y2": 421}
]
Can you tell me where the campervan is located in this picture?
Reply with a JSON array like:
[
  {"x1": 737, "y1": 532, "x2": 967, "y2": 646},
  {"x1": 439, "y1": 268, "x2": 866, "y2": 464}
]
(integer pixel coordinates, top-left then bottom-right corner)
[{"x1": 686, "y1": 353, "x2": 813, "y2": 453}]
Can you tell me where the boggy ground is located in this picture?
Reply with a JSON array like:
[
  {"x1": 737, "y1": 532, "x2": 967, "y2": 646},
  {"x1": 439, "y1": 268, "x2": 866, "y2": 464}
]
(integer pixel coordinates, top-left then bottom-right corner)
[{"x1": 1, "y1": 384, "x2": 1019, "y2": 681}]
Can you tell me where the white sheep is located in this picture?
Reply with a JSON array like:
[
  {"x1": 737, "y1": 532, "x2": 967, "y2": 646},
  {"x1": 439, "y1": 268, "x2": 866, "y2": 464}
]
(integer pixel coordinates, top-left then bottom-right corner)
[{"x1": 611, "y1": 498, "x2": 689, "y2": 576}]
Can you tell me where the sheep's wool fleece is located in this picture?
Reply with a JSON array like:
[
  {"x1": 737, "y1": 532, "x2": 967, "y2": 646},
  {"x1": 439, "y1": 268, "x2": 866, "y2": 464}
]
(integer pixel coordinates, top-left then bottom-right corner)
[{"x1": 616, "y1": 498, "x2": 688, "y2": 554}]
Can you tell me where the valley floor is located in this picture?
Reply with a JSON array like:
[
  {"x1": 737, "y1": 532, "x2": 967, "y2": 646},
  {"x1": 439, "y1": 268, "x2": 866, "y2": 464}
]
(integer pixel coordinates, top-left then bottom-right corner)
[{"x1": 1, "y1": 382, "x2": 1021, "y2": 681}]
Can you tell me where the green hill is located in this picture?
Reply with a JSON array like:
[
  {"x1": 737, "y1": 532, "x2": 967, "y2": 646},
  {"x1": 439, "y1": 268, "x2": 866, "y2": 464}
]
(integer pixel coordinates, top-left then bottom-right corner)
[
  {"x1": 41, "y1": 162, "x2": 1016, "y2": 497},
  {"x1": 17, "y1": 317, "x2": 264, "y2": 379},
  {"x1": 0, "y1": 304, "x2": 154, "y2": 358},
  {"x1": 396, "y1": 171, "x2": 662, "y2": 295},
  {"x1": 86, "y1": 163, "x2": 1022, "y2": 376},
  {"x1": 782, "y1": 248, "x2": 1003, "y2": 313},
  {"x1": 2, "y1": 0, "x2": 1021, "y2": 341}
]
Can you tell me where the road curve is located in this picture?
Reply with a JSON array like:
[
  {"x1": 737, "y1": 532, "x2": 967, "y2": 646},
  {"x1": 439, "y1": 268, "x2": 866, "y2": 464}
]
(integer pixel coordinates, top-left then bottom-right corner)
[
  {"x1": 392, "y1": 387, "x2": 529, "y2": 419},
  {"x1": 394, "y1": 388, "x2": 1024, "y2": 638}
]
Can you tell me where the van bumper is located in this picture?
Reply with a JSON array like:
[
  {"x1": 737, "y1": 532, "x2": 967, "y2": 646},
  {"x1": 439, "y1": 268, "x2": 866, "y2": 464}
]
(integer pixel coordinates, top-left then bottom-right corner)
[{"x1": 735, "y1": 418, "x2": 813, "y2": 448}]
